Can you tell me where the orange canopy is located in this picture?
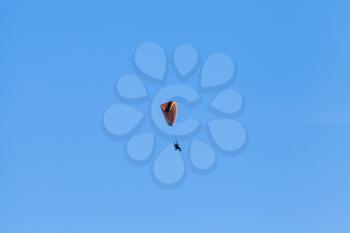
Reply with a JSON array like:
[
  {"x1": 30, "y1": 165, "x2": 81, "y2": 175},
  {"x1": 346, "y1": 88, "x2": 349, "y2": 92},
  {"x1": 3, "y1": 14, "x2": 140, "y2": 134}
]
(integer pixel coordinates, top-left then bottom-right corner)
[{"x1": 160, "y1": 101, "x2": 178, "y2": 126}]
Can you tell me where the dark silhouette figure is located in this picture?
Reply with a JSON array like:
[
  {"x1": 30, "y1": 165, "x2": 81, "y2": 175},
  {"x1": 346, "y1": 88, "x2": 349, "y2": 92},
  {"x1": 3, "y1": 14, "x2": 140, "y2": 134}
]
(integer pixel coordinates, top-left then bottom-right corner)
[{"x1": 174, "y1": 143, "x2": 182, "y2": 151}]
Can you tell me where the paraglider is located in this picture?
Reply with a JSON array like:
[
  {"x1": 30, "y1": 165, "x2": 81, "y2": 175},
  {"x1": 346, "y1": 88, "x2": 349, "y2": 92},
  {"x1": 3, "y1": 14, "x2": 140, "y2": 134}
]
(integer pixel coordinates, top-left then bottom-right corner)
[
  {"x1": 160, "y1": 101, "x2": 182, "y2": 151},
  {"x1": 174, "y1": 143, "x2": 182, "y2": 151}
]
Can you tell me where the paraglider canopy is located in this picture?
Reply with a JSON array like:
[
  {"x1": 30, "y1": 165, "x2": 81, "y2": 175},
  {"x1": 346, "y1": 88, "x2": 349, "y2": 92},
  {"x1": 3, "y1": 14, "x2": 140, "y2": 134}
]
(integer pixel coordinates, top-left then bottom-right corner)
[{"x1": 160, "y1": 101, "x2": 178, "y2": 126}]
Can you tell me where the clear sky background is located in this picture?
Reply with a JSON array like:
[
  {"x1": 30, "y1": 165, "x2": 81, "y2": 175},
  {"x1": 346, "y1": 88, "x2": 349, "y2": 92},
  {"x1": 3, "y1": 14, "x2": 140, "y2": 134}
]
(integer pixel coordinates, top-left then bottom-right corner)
[{"x1": 1, "y1": 0, "x2": 350, "y2": 232}]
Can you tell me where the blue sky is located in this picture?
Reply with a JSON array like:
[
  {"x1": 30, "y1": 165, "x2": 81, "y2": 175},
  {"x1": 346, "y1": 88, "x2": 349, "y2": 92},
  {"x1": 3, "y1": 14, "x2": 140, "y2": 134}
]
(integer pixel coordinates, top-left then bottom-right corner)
[{"x1": 1, "y1": 0, "x2": 350, "y2": 232}]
